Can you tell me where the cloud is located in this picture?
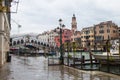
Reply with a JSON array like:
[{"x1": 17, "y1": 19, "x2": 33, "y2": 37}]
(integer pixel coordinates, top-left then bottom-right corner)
[{"x1": 11, "y1": 0, "x2": 120, "y2": 35}]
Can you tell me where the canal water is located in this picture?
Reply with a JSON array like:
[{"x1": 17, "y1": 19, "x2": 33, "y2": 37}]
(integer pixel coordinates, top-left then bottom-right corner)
[
  {"x1": 62, "y1": 52, "x2": 120, "y2": 75},
  {"x1": 0, "y1": 55, "x2": 120, "y2": 80}
]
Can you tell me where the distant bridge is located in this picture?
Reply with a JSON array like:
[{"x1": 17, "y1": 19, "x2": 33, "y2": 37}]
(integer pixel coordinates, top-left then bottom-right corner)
[{"x1": 10, "y1": 34, "x2": 53, "y2": 54}]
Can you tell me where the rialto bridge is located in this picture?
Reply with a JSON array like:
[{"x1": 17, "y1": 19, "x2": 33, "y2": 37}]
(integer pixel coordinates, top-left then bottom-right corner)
[{"x1": 10, "y1": 34, "x2": 51, "y2": 55}]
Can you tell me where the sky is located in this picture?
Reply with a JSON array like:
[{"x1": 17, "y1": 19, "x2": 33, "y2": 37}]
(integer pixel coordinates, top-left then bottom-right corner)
[{"x1": 11, "y1": 0, "x2": 120, "y2": 35}]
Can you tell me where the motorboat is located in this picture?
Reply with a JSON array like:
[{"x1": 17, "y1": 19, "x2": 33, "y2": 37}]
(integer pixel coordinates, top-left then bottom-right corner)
[
  {"x1": 92, "y1": 51, "x2": 120, "y2": 61},
  {"x1": 39, "y1": 50, "x2": 44, "y2": 54},
  {"x1": 48, "y1": 51, "x2": 56, "y2": 56},
  {"x1": 93, "y1": 39, "x2": 120, "y2": 61}
]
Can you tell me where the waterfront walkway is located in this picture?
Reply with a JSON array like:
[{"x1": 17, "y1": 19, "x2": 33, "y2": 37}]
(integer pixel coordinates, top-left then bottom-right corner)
[{"x1": 0, "y1": 55, "x2": 120, "y2": 80}]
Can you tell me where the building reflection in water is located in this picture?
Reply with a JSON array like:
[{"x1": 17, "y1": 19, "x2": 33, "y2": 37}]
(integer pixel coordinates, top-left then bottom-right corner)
[
  {"x1": 0, "y1": 56, "x2": 119, "y2": 80},
  {"x1": 0, "y1": 63, "x2": 11, "y2": 80},
  {"x1": 48, "y1": 65, "x2": 119, "y2": 80}
]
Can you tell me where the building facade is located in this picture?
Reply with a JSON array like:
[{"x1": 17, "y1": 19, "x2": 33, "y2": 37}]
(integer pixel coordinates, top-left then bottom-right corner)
[
  {"x1": 94, "y1": 21, "x2": 118, "y2": 40},
  {"x1": 37, "y1": 32, "x2": 49, "y2": 45},
  {"x1": 55, "y1": 28, "x2": 72, "y2": 47},
  {"x1": 48, "y1": 30, "x2": 59, "y2": 47},
  {"x1": 94, "y1": 21, "x2": 118, "y2": 50},
  {"x1": 37, "y1": 29, "x2": 59, "y2": 48},
  {"x1": 0, "y1": 0, "x2": 12, "y2": 67},
  {"x1": 81, "y1": 27, "x2": 94, "y2": 48}
]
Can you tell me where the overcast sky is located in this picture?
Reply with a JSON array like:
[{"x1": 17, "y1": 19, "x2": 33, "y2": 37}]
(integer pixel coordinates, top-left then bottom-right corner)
[{"x1": 11, "y1": 0, "x2": 120, "y2": 35}]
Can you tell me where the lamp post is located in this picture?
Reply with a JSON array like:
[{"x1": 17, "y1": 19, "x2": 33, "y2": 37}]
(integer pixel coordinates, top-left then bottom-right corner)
[
  {"x1": 58, "y1": 19, "x2": 65, "y2": 65},
  {"x1": 11, "y1": 19, "x2": 22, "y2": 34},
  {"x1": 18, "y1": 24, "x2": 22, "y2": 34},
  {"x1": 86, "y1": 36, "x2": 93, "y2": 66}
]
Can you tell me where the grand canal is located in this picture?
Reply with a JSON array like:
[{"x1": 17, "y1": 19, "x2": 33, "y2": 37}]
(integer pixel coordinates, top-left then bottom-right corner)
[{"x1": 0, "y1": 55, "x2": 120, "y2": 80}]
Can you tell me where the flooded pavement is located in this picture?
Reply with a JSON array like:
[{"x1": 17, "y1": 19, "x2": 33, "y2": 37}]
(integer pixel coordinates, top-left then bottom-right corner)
[{"x1": 0, "y1": 55, "x2": 120, "y2": 80}]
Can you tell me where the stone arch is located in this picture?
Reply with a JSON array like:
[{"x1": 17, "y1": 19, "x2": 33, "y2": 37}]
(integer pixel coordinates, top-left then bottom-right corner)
[
  {"x1": 41, "y1": 42, "x2": 43, "y2": 45},
  {"x1": 17, "y1": 40, "x2": 20, "y2": 45},
  {"x1": 47, "y1": 44, "x2": 49, "y2": 47},
  {"x1": 21, "y1": 39, "x2": 24, "y2": 44},
  {"x1": 38, "y1": 42, "x2": 40, "y2": 45},
  {"x1": 31, "y1": 40, "x2": 34, "y2": 43},
  {"x1": 35, "y1": 40, "x2": 37, "y2": 44},
  {"x1": 13, "y1": 41, "x2": 17, "y2": 45},
  {"x1": 43, "y1": 43, "x2": 46, "y2": 46}
]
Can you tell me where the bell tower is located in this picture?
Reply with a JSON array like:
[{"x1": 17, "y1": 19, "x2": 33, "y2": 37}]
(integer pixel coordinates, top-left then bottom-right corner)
[{"x1": 71, "y1": 14, "x2": 77, "y2": 33}]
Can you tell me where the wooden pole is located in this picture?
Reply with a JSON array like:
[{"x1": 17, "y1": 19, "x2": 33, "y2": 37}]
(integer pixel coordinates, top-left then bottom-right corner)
[
  {"x1": 67, "y1": 42, "x2": 69, "y2": 66},
  {"x1": 73, "y1": 42, "x2": 76, "y2": 67},
  {"x1": 106, "y1": 40, "x2": 110, "y2": 72}
]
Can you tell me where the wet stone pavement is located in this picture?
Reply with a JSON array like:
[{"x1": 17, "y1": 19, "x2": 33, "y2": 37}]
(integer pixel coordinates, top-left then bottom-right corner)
[{"x1": 0, "y1": 55, "x2": 120, "y2": 80}]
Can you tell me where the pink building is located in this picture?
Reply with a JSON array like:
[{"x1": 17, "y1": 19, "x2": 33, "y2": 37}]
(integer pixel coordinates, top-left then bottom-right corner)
[{"x1": 55, "y1": 29, "x2": 72, "y2": 47}]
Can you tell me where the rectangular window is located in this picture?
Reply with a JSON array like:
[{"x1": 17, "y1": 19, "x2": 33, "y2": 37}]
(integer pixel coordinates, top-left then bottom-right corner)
[
  {"x1": 113, "y1": 30, "x2": 116, "y2": 33},
  {"x1": 85, "y1": 31, "x2": 90, "y2": 34},
  {"x1": 99, "y1": 25, "x2": 104, "y2": 28},
  {"x1": 99, "y1": 30, "x2": 104, "y2": 34},
  {"x1": 107, "y1": 29, "x2": 110, "y2": 33},
  {"x1": 94, "y1": 31, "x2": 97, "y2": 34}
]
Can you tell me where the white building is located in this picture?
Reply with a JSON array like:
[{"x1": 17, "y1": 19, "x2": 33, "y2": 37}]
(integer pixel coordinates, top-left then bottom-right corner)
[
  {"x1": 0, "y1": 0, "x2": 12, "y2": 67},
  {"x1": 37, "y1": 31, "x2": 49, "y2": 45},
  {"x1": 37, "y1": 29, "x2": 59, "y2": 48},
  {"x1": 48, "y1": 30, "x2": 59, "y2": 47}
]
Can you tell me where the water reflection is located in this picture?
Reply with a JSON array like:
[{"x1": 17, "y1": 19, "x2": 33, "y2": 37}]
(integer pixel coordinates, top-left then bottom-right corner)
[
  {"x1": 48, "y1": 65, "x2": 120, "y2": 80},
  {"x1": 0, "y1": 63, "x2": 11, "y2": 80},
  {"x1": 0, "y1": 55, "x2": 120, "y2": 80}
]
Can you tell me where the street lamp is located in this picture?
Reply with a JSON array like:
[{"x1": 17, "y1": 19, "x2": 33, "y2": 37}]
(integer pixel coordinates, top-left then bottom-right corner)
[
  {"x1": 58, "y1": 18, "x2": 65, "y2": 65},
  {"x1": 18, "y1": 24, "x2": 22, "y2": 34},
  {"x1": 11, "y1": 19, "x2": 22, "y2": 34}
]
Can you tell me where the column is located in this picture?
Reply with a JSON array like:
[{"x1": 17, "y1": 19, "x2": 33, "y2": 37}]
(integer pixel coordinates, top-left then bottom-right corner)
[{"x1": 0, "y1": 12, "x2": 5, "y2": 67}]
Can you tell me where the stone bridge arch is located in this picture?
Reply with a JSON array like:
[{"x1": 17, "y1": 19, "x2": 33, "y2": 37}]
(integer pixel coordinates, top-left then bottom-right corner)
[{"x1": 10, "y1": 35, "x2": 50, "y2": 52}]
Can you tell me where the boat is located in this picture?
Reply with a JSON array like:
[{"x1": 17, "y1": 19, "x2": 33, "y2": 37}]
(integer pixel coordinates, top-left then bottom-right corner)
[
  {"x1": 92, "y1": 39, "x2": 120, "y2": 61},
  {"x1": 38, "y1": 50, "x2": 44, "y2": 54},
  {"x1": 48, "y1": 51, "x2": 56, "y2": 56},
  {"x1": 92, "y1": 51, "x2": 120, "y2": 61}
]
